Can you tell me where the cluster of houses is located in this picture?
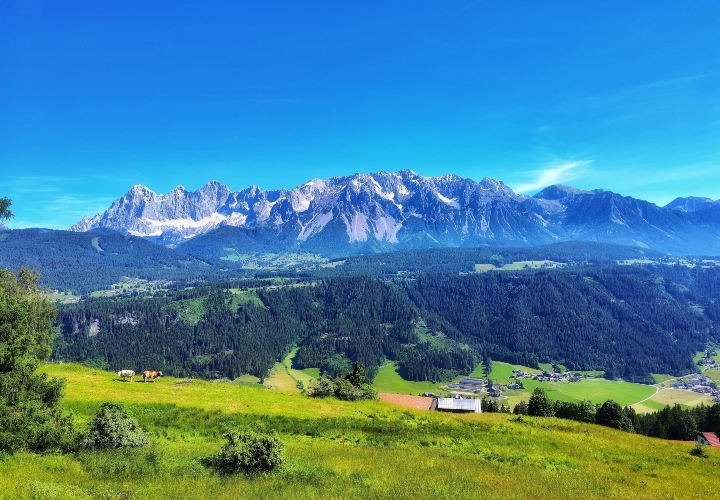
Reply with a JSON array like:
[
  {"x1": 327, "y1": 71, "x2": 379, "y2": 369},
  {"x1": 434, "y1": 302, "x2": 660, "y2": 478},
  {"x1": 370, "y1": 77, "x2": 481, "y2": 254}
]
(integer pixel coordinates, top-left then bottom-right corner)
[
  {"x1": 526, "y1": 370, "x2": 590, "y2": 383},
  {"x1": 443, "y1": 370, "x2": 596, "y2": 398},
  {"x1": 674, "y1": 375, "x2": 720, "y2": 402},
  {"x1": 447, "y1": 378, "x2": 487, "y2": 393}
]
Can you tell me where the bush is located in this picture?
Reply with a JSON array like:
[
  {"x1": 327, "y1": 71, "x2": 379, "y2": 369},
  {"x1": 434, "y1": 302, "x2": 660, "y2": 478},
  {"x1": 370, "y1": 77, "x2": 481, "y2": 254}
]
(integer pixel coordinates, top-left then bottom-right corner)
[
  {"x1": 690, "y1": 444, "x2": 708, "y2": 458},
  {"x1": 309, "y1": 364, "x2": 378, "y2": 401},
  {"x1": 309, "y1": 375, "x2": 336, "y2": 398},
  {"x1": 83, "y1": 402, "x2": 148, "y2": 449},
  {"x1": 201, "y1": 430, "x2": 284, "y2": 475}
]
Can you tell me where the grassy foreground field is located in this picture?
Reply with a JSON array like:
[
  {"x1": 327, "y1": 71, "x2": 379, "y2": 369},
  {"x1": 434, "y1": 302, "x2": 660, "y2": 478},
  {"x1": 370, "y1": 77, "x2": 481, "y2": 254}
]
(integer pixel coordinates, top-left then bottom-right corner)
[{"x1": 3, "y1": 363, "x2": 720, "y2": 499}]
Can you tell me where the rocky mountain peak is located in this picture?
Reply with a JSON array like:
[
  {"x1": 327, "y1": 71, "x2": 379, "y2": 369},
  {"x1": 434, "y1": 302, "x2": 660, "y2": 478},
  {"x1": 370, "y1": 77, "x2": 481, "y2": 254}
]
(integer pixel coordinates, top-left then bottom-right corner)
[
  {"x1": 534, "y1": 184, "x2": 590, "y2": 201},
  {"x1": 665, "y1": 196, "x2": 719, "y2": 213},
  {"x1": 67, "y1": 171, "x2": 720, "y2": 255}
]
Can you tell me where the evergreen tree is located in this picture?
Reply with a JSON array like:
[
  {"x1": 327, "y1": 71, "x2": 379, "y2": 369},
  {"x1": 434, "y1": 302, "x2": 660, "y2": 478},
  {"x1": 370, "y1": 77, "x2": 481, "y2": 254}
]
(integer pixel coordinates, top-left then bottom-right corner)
[
  {"x1": 0, "y1": 197, "x2": 12, "y2": 222},
  {"x1": 528, "y1": 387, "x2": 554, "y2": 417},
  {"x1": 595, "y1": 400, "x2": 634, "y2": 432},
  {"x1": 513, "y1": 400, "x2": 529, "y2": 415},
  {"x1": 0, "y1": 267, "x2": 75, "y2": 453}
]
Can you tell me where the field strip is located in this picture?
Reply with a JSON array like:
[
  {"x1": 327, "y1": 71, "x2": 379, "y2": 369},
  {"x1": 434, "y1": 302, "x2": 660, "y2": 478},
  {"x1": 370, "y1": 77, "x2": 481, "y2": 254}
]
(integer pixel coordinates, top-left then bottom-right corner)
[{"x1": 632, "y1": 386, "x2": 662, "y2": 406}]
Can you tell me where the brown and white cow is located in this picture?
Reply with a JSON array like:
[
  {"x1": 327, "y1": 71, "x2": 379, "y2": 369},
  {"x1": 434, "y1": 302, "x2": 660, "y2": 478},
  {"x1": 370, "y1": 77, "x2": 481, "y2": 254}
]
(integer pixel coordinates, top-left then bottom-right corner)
[
  {"x1": 118, "y1": 369, "x2": 135, "y2": 382},
  {"x1": 142, "y1": 370, "x2": 163, "y2": 382}
]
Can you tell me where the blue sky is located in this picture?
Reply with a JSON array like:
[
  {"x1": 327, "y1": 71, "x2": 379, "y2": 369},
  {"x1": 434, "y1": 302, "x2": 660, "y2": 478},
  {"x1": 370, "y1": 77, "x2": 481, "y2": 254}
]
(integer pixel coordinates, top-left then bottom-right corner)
[{"x1": 2, "y1": 1, "x2": 719, "y2": 228}]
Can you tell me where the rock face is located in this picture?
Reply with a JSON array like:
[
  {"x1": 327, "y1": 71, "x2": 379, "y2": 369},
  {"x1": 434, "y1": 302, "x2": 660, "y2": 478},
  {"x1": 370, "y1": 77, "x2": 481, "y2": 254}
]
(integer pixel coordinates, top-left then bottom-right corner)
[{"x1": 70, "y1": 171, "x2": 720, "y2": 254}]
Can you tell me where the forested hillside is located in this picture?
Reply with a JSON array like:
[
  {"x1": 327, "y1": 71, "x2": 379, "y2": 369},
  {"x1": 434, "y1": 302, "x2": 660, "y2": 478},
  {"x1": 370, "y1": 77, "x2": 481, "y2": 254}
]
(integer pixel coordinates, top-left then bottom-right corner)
[
  {"x1": 53, "y1": 265, "x2": 720, "y2": 382},
  {"x1": 0, "y1": 229, "x2": 241, "y2": 293},
  {"x1": 313, "y1": 242, "x2": 665, "y2": 277}
]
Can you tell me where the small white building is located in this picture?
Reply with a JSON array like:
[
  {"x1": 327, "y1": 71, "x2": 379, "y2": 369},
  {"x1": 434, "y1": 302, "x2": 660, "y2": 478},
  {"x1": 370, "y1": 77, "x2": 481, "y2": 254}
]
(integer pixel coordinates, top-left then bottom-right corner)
[{"x1": 436, "y1": 397, "x2": 482, "y2": 413}]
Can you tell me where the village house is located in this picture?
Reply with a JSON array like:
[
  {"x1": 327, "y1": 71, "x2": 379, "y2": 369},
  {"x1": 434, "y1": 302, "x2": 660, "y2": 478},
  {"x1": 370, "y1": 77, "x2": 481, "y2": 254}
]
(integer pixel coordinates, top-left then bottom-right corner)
[{"x1": 697, "y1": 432, "x2": 720, "y2": 447}]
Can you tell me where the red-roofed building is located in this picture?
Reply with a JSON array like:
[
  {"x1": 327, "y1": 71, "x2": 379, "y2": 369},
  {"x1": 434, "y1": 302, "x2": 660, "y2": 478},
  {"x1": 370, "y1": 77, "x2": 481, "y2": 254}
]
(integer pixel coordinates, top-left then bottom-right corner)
[{"x1": 697, "y1": 432, "x2": 720, "y2": 447}]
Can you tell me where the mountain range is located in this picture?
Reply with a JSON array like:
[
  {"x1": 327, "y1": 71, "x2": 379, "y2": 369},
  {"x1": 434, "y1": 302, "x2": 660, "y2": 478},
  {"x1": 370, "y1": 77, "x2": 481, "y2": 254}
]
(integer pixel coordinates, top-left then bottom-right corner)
[{"x1": 69, "y1": 170, "x2": 720, "y2": 256}]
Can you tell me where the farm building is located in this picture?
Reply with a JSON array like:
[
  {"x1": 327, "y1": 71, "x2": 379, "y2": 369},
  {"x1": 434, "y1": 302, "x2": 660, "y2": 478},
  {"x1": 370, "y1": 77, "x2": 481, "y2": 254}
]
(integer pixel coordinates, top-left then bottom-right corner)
[
  {"x1": 697, "y1": 432, "x2": 720, "y2": 447},
  {"x1": 436, "y1": 397, "x2": 482, "y2": 413}
]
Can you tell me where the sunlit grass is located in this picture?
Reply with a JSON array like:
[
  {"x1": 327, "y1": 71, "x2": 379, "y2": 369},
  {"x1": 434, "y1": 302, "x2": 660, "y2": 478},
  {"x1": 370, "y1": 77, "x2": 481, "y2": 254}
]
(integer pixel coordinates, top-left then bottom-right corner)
[
  {"x1": 372, "y1": 363, "x2": 448, "y2": 395},
  {"x1": 651, "y1": 373, "x2": 676, "y2": 384},
  {"x1": 649, "y1": 389, "x2": 715, "y2": 407},
  {"x1": 4, "y1": 363, "x2": 718, "y2": 499}
]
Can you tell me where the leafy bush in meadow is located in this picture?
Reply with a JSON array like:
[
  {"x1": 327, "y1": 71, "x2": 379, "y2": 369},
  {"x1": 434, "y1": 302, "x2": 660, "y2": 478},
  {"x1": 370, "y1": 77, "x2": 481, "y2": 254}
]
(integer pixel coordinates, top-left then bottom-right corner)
[
  {"x1": 201, "y1": 430, "x2": 284, "y2": 475},
  {"x1": 309, "y1": 363, "x2": 377, "y2": 401},
  {"x1": 83, "y1": 402, "x2": 148, "y2": 449}
]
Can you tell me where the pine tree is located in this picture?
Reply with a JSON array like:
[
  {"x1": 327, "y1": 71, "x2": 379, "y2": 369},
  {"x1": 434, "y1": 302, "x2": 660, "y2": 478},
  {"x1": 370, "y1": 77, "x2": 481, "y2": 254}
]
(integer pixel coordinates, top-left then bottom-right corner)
[{"x1": 0, "y1": 267, "x2": 76, "y2": 453}]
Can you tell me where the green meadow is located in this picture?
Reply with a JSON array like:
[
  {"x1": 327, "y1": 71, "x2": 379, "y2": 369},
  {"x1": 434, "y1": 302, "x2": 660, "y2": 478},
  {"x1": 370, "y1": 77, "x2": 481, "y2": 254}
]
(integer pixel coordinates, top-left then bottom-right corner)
[
  {"x1": 3, "y1": 363, "x2": 718, "y2": 499},
  {"x1": 488, "y1": 362, "x2": 655, "y2": 407},
  {"x1": 373, "y1": 360, "x2": 669, "y2": 409},
  {"x1": 372, "y1": 363, "x2": 449, "y2": 395}
]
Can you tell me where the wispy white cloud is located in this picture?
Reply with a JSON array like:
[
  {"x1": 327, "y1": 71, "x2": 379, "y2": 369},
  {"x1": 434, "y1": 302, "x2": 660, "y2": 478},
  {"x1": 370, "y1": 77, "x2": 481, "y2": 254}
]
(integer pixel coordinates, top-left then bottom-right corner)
[
  {"x1": 513, "y1": 160, "x2": 591, "y2": 194},
  {"x1": 460, "y1": 0, "x2": 483, "y2": 11}
]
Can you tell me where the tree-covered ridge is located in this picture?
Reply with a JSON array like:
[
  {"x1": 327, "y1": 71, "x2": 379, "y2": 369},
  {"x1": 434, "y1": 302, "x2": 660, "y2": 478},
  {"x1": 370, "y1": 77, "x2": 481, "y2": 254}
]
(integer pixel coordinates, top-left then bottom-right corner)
[
  {"x1": 0, "y1": 229, "x2": 243, "y2": 294},
  {"x1": 407, "y1": 267, "x2": 711, "y2": 378},
  {"x1": 313, "y1": 241, "x2": 666, "y2": 277},
  {"x1": 53, "y1": 265, "x2": 720, "y2": 383}
]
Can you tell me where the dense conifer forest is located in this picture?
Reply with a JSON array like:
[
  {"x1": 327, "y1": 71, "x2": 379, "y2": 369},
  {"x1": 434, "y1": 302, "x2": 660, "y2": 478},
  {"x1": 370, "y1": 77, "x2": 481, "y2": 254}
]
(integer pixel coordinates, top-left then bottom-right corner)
[
  {"x1": 52, "y1": 264, "x2": 720, "y2": 383},
  {"x1": 0, "y1": 229, "x2": 241, "y2": 294}
]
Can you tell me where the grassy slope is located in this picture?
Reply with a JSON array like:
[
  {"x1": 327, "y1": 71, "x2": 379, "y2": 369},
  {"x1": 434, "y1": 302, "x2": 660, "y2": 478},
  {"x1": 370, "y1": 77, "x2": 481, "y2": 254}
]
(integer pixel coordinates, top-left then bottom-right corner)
[
  {"x1": 372, "y1": 363, "x2": 448, "y2": 395},
  {"x1": 3, "y1": 363, "x2": 719, "y2": 499},
  {"x1": 263, "y1": 348, "x2": 317, "y2": 393}
]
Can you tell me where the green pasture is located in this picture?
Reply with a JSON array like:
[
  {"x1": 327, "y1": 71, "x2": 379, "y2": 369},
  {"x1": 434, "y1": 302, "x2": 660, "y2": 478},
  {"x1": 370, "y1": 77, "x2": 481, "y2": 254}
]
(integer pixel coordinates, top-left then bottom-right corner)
[
  {"x1": 488, "y1": 362, "x2": 655, "y2": 407},
  {"x1": 651, "y1": 374, "x2": 676, "y2": 384},
  {"x1": 474, "y1": 261, "x2": 565, "y2": 273},
  {"x1": 474, "y1": 264, "x2": 497, "y2": 272},
  {"x1": 372, "y1": 363, "x2": 449, "y2": 396},
  {"x1": 48, "y1": 291, "x2": 80, "y2": 304},
  {"x1": 174, "y1": 298, "x2": 205, "y2": 324},
  {"x1": 283, "y1": 348, "x2": 317, "y2": 388},
  {"x1": 520, "y1": 378, "x2": 655, "y2": 407},
  {"x1": 3, "y1": 363, "x2": 716, "y2": 499},
  {"x1": 649, "y1": 389, "x2": 715, "y2": 408},
  {"x1": 487, "y1": 361, "x2": 540, "y2": 384},
  {"x1": 264, "y1": 348, "x2": 318, "y2": 393},
  {"x1": 703, "y1": 369, "x2": 720, "y2": 383},
  {"x1": 228, "y1": 289, "x2": 264, "y2": 309}
]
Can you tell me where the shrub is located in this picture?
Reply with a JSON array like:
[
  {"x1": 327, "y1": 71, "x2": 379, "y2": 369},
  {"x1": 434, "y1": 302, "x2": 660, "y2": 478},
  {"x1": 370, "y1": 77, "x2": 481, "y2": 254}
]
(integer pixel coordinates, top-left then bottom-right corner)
[
  {"x1": 83, "y1": 402, "x2": 148, "y2": 449},
  {"x1": 309, "y1": 364, "x2": 378, "y2": 401},
  {"x1": 309, "y1": 375, "x2": 336, "y2": 398},
  {"x1": 201, "y1": 430, "x2": 284, "y2": 475},
  {"x1": 690, "y1": 444, "x2": 708, "y2": 458}
]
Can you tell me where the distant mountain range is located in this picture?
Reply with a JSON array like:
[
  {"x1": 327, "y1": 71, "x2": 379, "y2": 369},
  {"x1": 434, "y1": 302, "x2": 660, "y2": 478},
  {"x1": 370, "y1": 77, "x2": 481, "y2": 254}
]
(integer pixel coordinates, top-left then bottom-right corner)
[{"x1": 68, "y1": 170, "x2": 720, "y2": 255}]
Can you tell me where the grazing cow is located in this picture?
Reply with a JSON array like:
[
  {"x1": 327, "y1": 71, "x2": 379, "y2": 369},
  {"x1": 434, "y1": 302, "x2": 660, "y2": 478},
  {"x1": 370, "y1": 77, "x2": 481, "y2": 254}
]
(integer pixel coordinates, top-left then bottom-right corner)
[
  {"x1": 118, "y1": 369, "x2": 135, "y2": 382},
  {"x1": 142, "y1": 370, "x2": 163, "y2": 383}
]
